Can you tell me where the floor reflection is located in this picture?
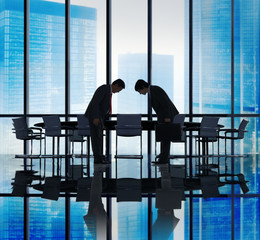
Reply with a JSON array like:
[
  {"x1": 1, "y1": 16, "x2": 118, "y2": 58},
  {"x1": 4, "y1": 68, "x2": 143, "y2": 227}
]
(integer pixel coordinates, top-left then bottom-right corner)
[{"x1": 9, "y1": 153, "x2": 258, "y2": 238}]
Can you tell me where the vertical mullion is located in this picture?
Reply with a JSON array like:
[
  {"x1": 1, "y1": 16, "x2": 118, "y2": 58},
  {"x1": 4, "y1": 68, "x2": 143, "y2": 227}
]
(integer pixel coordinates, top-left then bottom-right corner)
[
  {"x1": 147, "y1": 0, "x2": 152, "y2": 176},
  {"x1": 147, "y1": 0, "x2": 153, "y2": 238},
  {"x1": 106, "y1": 1, "x2": 112, "y2": 240},
  {"x1": 24, "y1": 0, "x2": 29, "y2": 239},
  {"x1": 65, "y1": 1, "x2": 71, "y2": 240},
  {"x1": 189, "y1": 0, "x2": 193, "y2": 240},
  {"x1": 65, "y1": 0, "x2": 70, "y2": 119},
  {"x1": 231, "y1": 0, "x2": 235, "y2": 240}
]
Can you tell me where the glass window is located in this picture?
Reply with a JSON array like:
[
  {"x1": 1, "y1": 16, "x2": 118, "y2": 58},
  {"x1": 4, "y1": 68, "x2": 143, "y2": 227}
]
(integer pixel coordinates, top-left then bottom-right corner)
[
  {"x1": 112, "y1": 0, "x2": 147, "y2": 114},
  {"x1": 234, "y1": 1, "x2": 260, "y2": 114},
  {"x1": 29, "y1": 198, "x2": 65, "y2": 239},
  {"x1": 193, "y1": 1, "x2": 232, "y2": 114},
  {"x1": 0, "y1": 118, "x2": 23, "y2": 193},
  {"x1": 0, "y1": 0, "x2": 24, "y2": 114},
  {"x1": 152, "y1": 198, "x2": 188, "y2": 239},
  {"x1": 70, "y1": 0, "x2": 106, "y2": 114},
  {"x1": 193, "y1": 197, "x2": 232, "y2": 239},
  {"x1": 152, "y1": 0, "x2": 188, "y2": 113},
  {"x1": 29, "y1": 0, "x2": 65, "y2": 114},
  {"x1": 235, "y1": 197, "x2": 260, "y2": 240},
  {"x1": 71, "y1": 197, "x2": 107, "y2": 239},
  {"x1": 233, "y1": 117, "x2": 260, "y2": 194},
  {"x1": 0, "y1": 197, "x2": 24, "y2": 239},
  {"x1": 112, "y1": 198, "x2": 148, "y2": 239}
]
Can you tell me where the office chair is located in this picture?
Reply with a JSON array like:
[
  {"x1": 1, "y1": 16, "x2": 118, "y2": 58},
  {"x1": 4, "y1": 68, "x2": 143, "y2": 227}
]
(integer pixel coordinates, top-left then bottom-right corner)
[
  {"x1": 186, "y1": 116, "x2": 220, "y2": 176},
  {"x1": 43, "y1": 115, "x2": 72, "y2": 157},
  {"x1": 115, "y1": 114, "x2": 143, "y2": 178},
  {"x1": 218, "y1": 119, "x2": 249, "y2": 157},
  {"x1": 217, "y1": 119, "x2": 249, "y2": 177},
  {"x1": 12, "y1": 117, "x2": 45, "y2": 157}
]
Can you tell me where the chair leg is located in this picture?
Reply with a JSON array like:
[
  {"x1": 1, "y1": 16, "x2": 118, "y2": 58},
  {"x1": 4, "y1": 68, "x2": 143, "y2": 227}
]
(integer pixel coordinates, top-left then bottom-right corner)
[
  {"x1": 40, "y1": 137, "x2": 42, "y2": 156},
  {"x1": 116, "y1": 158, "x2": 118, "y2": 179},
  {"x1": 140, "y1": 135, "x2": 142, "y2": 157},
  {"x1": 44, "y1": 137, "x2": 46, "y2": 155},
  {"x1": 140, "y1": 158, "x2": 142, "y2": 179},
  {"x1": 31, "y1": 139, "x2": 33, "y2": 155},
  {"x1": 57, "y1": 137, "x2": 60, "y2": 156},
  {"x1": 140, "y1": 135, "x2": 142, "y2": 179},
  {"x1": 81, "y1": 141, "x2": 83, "y2": 156},
  {"x1": 185, "y1": 139, "x2": 187, "y2": 178},
  {"x1": 116, "y1": 135, "x2": 118, "y2": 157}
]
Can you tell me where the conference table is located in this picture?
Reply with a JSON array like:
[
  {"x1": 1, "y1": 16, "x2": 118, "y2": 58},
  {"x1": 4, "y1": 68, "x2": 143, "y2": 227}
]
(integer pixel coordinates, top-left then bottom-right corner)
[
  {"x1": 34, "y1": 119, "x2": 203, "y2": 130},
  {"x1": 34, "y1": 119, "x2": 223, "y2": 158}
]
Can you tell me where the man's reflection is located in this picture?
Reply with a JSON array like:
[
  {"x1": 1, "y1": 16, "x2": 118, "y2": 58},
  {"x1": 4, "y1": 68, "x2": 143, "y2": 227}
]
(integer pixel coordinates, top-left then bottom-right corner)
[
  {"x1": 83, "y1": 165, "x2": 108, "y2": 239},
  {"x1": 153, "y1": 164, "x2": 180, "y2": 239}
]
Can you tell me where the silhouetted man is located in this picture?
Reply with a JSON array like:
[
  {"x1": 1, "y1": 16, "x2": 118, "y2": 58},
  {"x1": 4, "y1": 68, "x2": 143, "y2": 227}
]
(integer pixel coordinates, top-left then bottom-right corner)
[
  {"x1": 134, "y1": 79, "x2": 179, "y2": 163},
  {"x1": 85, "y1": 79, "x2": 125, "y2": 164}
]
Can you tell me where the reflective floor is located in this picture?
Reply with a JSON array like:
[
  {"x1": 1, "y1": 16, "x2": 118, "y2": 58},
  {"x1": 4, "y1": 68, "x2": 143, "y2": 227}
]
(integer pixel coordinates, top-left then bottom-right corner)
[{"x1": 1, "y1": 153, "x2": 259, "y2": 239}]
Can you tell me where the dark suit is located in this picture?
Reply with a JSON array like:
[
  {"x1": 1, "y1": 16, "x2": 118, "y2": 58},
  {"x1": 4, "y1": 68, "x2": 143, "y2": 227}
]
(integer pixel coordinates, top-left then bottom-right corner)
[
  {"x1": 85, "y1": 84, "x2": 111, "y2": 162},
  {"x1": 150, "y1": 85, "x2": 179, "y2": 162}
]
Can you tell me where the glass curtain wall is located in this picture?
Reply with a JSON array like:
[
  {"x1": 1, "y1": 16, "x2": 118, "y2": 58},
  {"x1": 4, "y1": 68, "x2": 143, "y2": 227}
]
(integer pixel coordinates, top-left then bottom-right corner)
[
  {"x1": 192, "y1": 1, "x2": 260, "y2": 240},
  {"x1": 0, "y1": 0, "x2": 260, "y2": 239}
]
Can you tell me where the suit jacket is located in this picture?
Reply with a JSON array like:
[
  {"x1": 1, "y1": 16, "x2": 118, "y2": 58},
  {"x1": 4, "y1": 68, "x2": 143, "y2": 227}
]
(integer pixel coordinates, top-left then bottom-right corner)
[
  {"x1": 150, "y1": 85, "x2": 179, "y2": 123},
  {"x1": 85, "y1": 84, "x2": 111, "y2": 121}
]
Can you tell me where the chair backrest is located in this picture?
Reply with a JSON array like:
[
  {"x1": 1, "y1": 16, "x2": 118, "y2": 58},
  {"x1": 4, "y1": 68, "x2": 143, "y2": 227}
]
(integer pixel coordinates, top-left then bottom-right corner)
[
  {"x1": 116, "y1": 114, "x2": 142, "y2": 136},
  {"x1": 43, "y1": 115, "x2": 61, "y2": 136},
  {"x1": 117, "y1": 114, "x2": 141, "y2": 126},
  {"x1": 77, "y1": 115, "x2": 91, "y2": 136},
  {"x1": 173, "y1": 114, "x2": 186, "y2": 140},
  {"x1": 173, "y1": 114, "x2": 186, "y2": 127},
  {"x1": 237, "y1": 119, "x2": 249, "y2": 139},
  {"x1": 12, "y1": 117, "x2": 29, "y2": 140},
  {"x1": 200, "y1": 116, "x2": 220, "y2": 138}
]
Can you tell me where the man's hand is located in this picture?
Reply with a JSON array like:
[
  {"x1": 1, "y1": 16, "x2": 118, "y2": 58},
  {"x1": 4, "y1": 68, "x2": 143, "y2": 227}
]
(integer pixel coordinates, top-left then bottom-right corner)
[
  {"x1": 93, "y1": 118, "x2": 100, "y2": 126},
  {"x1": 164, "y1": 118, "x2": 171, "y2": 123}
]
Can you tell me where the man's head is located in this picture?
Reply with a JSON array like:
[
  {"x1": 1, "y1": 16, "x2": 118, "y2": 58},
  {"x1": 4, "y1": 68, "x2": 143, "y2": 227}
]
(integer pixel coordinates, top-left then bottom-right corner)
[
  {"x1": 134, "y1": 79, "x2": 149, "y2": 95},
  {"x1": 111, "y1": 79, "x2": 125, "y2": 93}
]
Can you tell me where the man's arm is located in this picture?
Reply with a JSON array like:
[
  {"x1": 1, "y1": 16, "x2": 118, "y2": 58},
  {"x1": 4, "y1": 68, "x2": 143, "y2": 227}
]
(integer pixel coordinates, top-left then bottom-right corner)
[{"x1": 89, "y1": 85, "x2": 108, "y2": 121}]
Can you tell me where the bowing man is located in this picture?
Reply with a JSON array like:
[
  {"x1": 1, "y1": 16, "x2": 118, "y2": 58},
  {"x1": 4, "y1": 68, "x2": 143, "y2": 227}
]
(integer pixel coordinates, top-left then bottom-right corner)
[
  {"x1": 134, "y1": 79, "x2": 179, "y2": 164},
  {"x1": 85, "y1": 79, "x2": 125, "y2": 164}
]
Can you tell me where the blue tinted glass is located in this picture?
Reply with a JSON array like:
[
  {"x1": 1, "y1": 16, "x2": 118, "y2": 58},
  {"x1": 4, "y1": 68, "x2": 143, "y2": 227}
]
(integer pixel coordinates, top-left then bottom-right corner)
[
  {"x1": 234, "y1": 1, "x2": 260, "y2": 114},
  {"x1": 29, "y1": 198, "x2": 65, "y2": 239},
  {"x1": 193, "y1": 198, "x2": 232, "y2": 239},
  {"x1": 193, "y1": 1, "x2": 231, "y2": 114},
  {"x1": 0, "y1": 197, "x2": 24, "y2": 239},
  {"x1": 0, "y1": 0, "x2": 24, "y2": 114},
  {"x1": 29, "y1": 0, "x2": 65, "y2": 114},
  {"x1": 70, "y1": 198, "x2": 92, "y2": 239},
  {"x1": 235, "y1": 197, "x2": 260, "y2": 240}
]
